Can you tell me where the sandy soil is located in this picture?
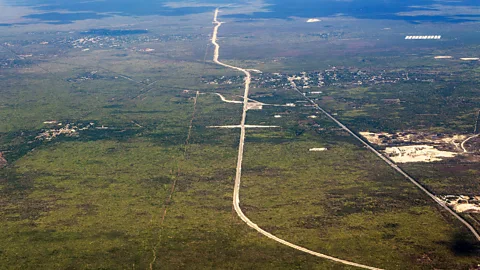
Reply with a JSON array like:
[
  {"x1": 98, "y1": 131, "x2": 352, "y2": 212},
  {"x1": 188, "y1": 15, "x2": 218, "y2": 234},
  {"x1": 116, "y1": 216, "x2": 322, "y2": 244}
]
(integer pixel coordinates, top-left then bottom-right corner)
[
  {"x1": 461, "y1": 134, "x2": 480, "y2": 153},
  {"x1": 453, "y1": 204, "x2": 480, "y2": 213},
  {"x1": 360, "y1": 132, "x2": 391, "y2": 145},
  {"x1": 360, "y1": 131, "x2": 466, "y2": 150},
  {"x1": 384, "y1": 145, "x2": 457, "y2": 163},
  {"x1": 440, "y1": 195, "x2": 480, "y2": 213}
]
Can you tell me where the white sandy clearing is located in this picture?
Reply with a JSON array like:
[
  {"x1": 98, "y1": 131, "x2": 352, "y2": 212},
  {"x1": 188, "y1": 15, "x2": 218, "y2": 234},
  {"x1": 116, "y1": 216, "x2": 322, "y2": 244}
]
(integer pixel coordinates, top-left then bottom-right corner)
[
  {"x1": 309, "y1": 148, "x2": 327, "y2": 151},
  {"x1": 360, "y1": 131, "x2": 466, "y2": 150},
  {"x1": 453, "y1": 204, "x2": 480, "y2": 213},
  {"x1": 384, "y1": 145, "x2": 457, "y2": 163}
]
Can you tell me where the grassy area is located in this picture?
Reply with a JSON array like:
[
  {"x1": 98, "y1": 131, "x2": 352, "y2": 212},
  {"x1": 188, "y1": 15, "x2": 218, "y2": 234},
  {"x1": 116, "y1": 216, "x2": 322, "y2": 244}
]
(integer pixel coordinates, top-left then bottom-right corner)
[{"x1": 240, "y1": 129, "x2": 479, "y2": 269}]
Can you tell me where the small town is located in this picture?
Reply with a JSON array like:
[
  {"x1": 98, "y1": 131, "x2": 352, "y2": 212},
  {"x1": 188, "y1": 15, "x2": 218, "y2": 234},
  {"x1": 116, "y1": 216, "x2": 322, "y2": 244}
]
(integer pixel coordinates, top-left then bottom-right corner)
[
  {"x1": 35, "y1": 122, "x2": 100, "y2": 141},
  {"x1": 203, "y1": 67, "x2": 440, "y2": 91}
]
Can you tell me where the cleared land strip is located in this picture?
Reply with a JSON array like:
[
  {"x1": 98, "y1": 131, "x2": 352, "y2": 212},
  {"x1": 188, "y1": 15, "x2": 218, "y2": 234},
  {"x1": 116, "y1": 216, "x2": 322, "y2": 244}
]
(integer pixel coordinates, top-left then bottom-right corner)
[
  {"x1": 212, "y1": 8, "x2": 382, "y2": 270},
  {"x1": 150, "y1": 91, "x2": 200, "y2": 270},
  {"x1": 475, "y1": 110, "x2": 480, "y2": 134},
  {"x1": 185, "y1": 91, "x2": 200, "y2": 156},
  {"x1": 288, "y1": 78, "x2": 480, "y2": 242}
]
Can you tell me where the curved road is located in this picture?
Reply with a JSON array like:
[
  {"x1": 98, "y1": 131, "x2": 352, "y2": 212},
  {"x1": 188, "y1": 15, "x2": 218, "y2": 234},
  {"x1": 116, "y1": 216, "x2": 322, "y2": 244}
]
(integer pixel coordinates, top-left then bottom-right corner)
[
  {"x1": 212, "y1": 8, "x2": 383, "y2": 270},
  {"x1": 461, "y1": 134, "x2": 479, "y2": 153},
  {"x1": 215, "y1": 93, "x2": 243, "y2": 104}
]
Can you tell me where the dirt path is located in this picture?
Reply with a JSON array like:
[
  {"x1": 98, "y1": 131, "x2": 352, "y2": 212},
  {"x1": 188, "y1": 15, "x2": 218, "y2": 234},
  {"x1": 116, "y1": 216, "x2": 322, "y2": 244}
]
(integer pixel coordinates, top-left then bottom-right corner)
[
  {"x1": 150, "y1": 91, "x2": 199, "y2": 269},
  {"x1": 215, "y1": 92, "x2": 286, "y2": 107},
  {"x1": 212, "y1": 8, "x2": 382, "y2": 270},
  {"x1": 215, "y1": 93, "x2": 243, "y2": 104},
  {"x1": 474, "y1": 110, "x2": 480, "y2": 134},
  {"x1": 149, "y1": 166, "x2": 180, "y2": 270},
  {"x1": 185, "y1": 91, "x2": 200, "y2": 156},
  {"x1": 461, "y1": 134, "x2": 480, "y2": 153}
]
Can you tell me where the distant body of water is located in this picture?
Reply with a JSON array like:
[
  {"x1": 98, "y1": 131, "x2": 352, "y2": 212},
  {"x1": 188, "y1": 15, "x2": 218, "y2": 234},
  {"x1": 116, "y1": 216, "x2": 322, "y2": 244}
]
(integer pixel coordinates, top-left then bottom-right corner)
[
  {"x1": 1, "y1": 0, "x2": 479, "y2": 25},
  {"x1": 242, "y1": 0, "x2": 480, "y2": 23}
]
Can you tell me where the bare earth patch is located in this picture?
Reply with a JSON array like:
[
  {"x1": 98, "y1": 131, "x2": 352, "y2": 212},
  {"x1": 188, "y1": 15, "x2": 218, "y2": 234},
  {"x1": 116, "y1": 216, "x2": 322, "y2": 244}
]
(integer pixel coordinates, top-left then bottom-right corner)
[
  {"x1": 384, "y1": 145, "x2": 457, "y2": 163},
  {"x1": 439, "y1": 195, "x2": 480, "y2": 213},
  {"x1": 359, "y1": 131, "x2": 466, "y2": 149},
  {"x1": 360, "y1": 131, "x2": 466, "y2": 163},
  {"x1": 309, "y1": 148, "x2": 327, "y2": 152}
]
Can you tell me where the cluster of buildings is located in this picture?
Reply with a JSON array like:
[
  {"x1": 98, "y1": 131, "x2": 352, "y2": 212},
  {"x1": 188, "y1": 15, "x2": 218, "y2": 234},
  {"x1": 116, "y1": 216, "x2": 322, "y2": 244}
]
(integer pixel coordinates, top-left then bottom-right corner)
[
  {"x1": 256, "y1": 68, "x2": 412, "y2": 90},
  {"x1": 36, "y1": 122, "x2": 101, "y2": 141},
  {"x1": 36, "y1": 123, "x2": 79, "y2": 141},
  {"x1": 204, "y1": 67, "x2": 434, "y2": 99}
]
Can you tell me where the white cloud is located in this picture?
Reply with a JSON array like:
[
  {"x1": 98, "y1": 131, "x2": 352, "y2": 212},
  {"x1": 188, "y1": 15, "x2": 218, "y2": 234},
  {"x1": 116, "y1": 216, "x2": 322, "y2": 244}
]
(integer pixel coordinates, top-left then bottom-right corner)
[
  {"x1": 0, "y1": 0, "x2": 37, "y2": 23},
  {"x1": 398, "y1": 4, "x2": 480, "y2": 17}
]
